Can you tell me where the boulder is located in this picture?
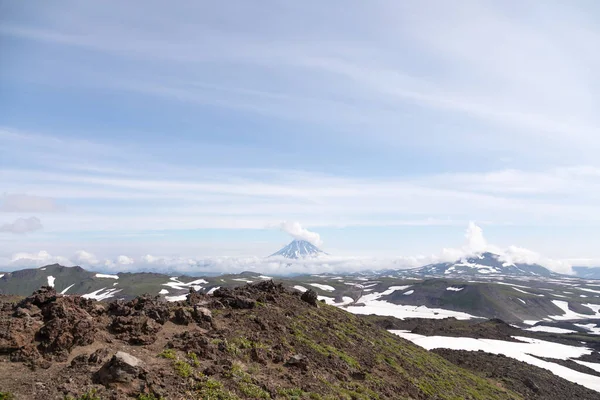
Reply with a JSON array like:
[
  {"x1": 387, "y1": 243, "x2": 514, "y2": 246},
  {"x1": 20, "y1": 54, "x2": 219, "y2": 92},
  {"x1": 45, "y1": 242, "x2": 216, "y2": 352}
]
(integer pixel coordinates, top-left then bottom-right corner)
[
  {"x1": 173, "y1": 307, "x2": 194, "y2": 325},
  {"x1": 301, "y1": 289, "x2": 319, "y2": 307},
  {"x1": 193, "y1": 307, "x2": 212, "y2": 323},
  {"x1": 110, "y1": 316, "x2": 161, "y2": 345},
  {"x1": 285, "y1": 354, "x2": 308, "y2": 370},
  {"x1": 94, "y1": 351, "x2": 144, "y2": 385}
]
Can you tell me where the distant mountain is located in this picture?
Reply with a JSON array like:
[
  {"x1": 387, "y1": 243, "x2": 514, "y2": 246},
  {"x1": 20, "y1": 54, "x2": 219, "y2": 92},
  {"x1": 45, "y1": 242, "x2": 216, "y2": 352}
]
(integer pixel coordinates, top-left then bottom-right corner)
[
  {"x1": 400, "y1": 252, "x2": 558, "y2": 278},
  {"x1": 270, "y1": 239, "x2": 326, "y2": 259},
  {"x1": 0, "y1": 264, "x2": 270, "y2": 301},
  {"x1": 572, "y1": 266, "x2": 600, "y2": 279}
]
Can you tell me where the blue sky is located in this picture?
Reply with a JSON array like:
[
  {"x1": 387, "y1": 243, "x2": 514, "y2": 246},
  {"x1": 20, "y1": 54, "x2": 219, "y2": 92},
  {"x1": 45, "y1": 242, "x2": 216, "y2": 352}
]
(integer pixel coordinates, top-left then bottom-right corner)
[{"x1": 2, "y1": 1, "x2": 600, "y2": 273}]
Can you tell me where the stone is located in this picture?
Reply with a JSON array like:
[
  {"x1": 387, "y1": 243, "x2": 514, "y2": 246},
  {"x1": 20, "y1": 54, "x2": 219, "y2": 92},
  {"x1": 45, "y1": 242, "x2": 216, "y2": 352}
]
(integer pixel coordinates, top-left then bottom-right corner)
[
  {"x1": 94, "y1": 351, "x2": 144, "y2": 385},
  {"x1": 301, "y1": 289, "x2": 319, "y2": 307}
]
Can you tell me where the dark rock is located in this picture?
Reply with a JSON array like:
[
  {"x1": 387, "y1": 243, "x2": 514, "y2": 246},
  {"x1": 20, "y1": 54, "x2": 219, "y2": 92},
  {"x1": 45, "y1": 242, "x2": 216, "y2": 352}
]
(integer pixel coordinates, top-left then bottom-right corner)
[
  {"x1": 187, "y1": 287, "x2": 208, "y2": 305},
  {"x1": 94, "y1": 351, "x2": 144, "y2": 385},
  {"x1": 110, "y1": 316, "x2": 161, "y2": 345},
  {"x1": 193, "y1": 307, "x2": 212, "y2": 323},
  {"x1": 70, "y1": 353, "x2": 90, "y2": 367},
  {"x1": 351, "y1": 371, "x2": 367, "y2": 380},
  {"x1": 13, "y1": 307, "x2": 31, "y2": 318},
  {"x1": 285, "y1": 354, "x2": 308, "y2": 370},
  {"x1": 173, "y1": 307, "x2": 194, "y2": 325},
  {"x1": 89, "y1": 347, "x2": 111, "y2": 364},
  {"x1": 18, "y1": 286, "x2": 58, "y2": 309},
  {"x1": 301, "y1": 289, "x2": 319, "y2": 307}
]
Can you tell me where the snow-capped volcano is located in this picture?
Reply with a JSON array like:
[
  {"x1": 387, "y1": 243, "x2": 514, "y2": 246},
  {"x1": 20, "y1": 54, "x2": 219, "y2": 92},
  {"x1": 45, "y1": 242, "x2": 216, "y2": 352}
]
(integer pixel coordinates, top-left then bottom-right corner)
[
  {"x1": 408, "y1": 252, "x2": 558, "y2": 277},
  {"x1": 270, "y1": 240, "x2": 326, "y2": 259}
]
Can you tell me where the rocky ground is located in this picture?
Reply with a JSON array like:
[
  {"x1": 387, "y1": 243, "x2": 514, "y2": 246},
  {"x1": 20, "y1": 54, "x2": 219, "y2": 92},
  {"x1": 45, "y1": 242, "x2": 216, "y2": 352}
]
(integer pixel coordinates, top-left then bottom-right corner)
[{"x1": 0, "y1": 282, "x2": 596, "y2": 399}]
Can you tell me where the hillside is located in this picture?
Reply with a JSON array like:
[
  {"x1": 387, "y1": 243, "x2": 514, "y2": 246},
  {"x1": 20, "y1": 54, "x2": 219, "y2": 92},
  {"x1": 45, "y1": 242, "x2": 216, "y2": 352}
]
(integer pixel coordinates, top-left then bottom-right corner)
[
  {"x1": 3, "y1": 265, "x2": 600, "y2": 328},
  {"x1": 0, "y1": 282, "x2": 525, "y2": 399}
]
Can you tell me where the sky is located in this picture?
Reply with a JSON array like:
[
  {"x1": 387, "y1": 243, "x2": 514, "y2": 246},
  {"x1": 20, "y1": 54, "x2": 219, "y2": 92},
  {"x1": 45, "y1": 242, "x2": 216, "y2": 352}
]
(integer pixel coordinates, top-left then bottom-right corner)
[{"x1": 2, "y1": 1, "x2": 600, "y2": 274}]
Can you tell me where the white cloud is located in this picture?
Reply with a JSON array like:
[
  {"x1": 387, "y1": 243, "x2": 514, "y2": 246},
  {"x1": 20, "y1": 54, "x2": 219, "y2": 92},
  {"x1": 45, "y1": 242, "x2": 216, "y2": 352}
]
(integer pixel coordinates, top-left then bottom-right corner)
[
  {"x1": 0, "y1": 194, "x2": 62, "y2": 213},
  {"x1": 278, "y1": 221, "x2": 323, "y2": 246},
  {"x1": 464, "y1": 222, "x2": 488, "y2": 253},
  {"x1": 438, "y1": 223, "x2": 574, "y2": 275},
  {"x1": 0, "y1": 217, "x2": 43, "y2": 234},
  {"x1": 0, "y1": 223, "x2": 577, "y2": 275},
  {"x1": 117, "y1": 255, "x2": 134, "y2": 265},
  {"x1": 72, "y1": 250, "x2": 100, "y2": 266},
  {"x1": 9, "y1": 250, "x2": 69, "y2": 267}
]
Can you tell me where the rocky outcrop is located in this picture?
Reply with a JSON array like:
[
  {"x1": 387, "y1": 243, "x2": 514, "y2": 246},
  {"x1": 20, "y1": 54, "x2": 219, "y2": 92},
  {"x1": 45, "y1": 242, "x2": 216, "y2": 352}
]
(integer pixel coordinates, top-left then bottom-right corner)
[{"x1": 301, "y1": 289, "x2": 319, "y2": 307}]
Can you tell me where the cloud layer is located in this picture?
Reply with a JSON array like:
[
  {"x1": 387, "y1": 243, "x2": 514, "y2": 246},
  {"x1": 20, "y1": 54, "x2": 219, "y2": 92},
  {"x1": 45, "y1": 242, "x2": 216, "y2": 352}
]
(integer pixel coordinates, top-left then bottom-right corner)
[
  {"x1": 0, "y1": 217, "x2": 43, "y2": 234},
  {"x1": 0, "y1": 223, "x2": 577, "y2": 275}
]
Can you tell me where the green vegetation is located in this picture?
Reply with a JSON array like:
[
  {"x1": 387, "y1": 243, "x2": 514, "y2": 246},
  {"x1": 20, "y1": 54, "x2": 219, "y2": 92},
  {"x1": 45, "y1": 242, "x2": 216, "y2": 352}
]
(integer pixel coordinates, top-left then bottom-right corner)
[
  {"x1": 187, "y1": 351, "x2": 200, "y2": 367},
  {"x1": 238, "y1": 382, "x2": 270, "y2": 398},
  {"x1": 64, "y1": 390, "x2": 101, "y2": 400},
  {"x1": 194, "y1": 377, "x2": 240, "y2": 399},
  {"x1": 174, "y1": 360, "x2": 194, "y2": 378},
  {"x1": 157, "y1": 348, "x2": 176, "y2": 359},
  {"x1": 137, "y1": 394, "x2": 163, "y2": 400},
  {"x1": 0, "y1": 393, "x2": 14, "y2": 400}
]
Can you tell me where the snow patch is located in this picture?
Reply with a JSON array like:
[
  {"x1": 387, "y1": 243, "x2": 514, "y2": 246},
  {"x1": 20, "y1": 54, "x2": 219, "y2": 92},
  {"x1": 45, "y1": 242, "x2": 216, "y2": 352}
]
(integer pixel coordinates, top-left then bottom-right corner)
[
  {"x1": 575, "y1": 323, "x2": 600, "y2": 335},
  {"x1": 346, "y1": 301, "x2": 478, "y2": 320},
  {"x1": 446, "y1": 287, "x2": 464, "y2": 292},
  {"x1": 309, "y1": 283, "x2": 335, "y2": 291},
  {"x1": 82, "y1": 288, "x2": 122, "y2": 301},
  {"x1": 293, "y1": 285, "x2": 308, "y2": 293},
  {"x1": 163, "y1": 278, "x2": 208, "y2": 290},
  {"x1": 95, "y1": 273, "x2": 119, "y2": 279},
  {"x1": 60, "y1": 284, "x2": 75, "y2": 295},
  {"x1": 165, "y1": 294, "x2": 187, "y2": 302},
  {"x1": 391, "y1": 332, "x2": 599, "y2": 392},
  {"x1": 47, "y1": 276, "x2": 55, "y2": 287},
  {"x1": 403, "y1": 290, "x2": 414, "y2": 295},
  {"x1": 512, "y1": 287, "x2": 544, "y2": 297},
  {"x1": 207, "y1": 286, "x2": 220, "y2": 295},
  {"x1": 549, "y1": 300, "x2": 600, "y2": 320},
  {"x1": 525, "y1": 326, "x2": 578, "y2": 334},
  {"x1": 159, "y1": 289, "x2": 169, "y2": 294}
]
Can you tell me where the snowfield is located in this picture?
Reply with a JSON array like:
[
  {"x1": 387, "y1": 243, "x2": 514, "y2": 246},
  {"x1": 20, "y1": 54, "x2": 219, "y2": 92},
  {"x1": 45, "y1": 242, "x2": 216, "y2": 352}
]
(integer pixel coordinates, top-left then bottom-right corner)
[
  {"x1": 95, "y1": 273, "x2": 119, "y2": 279},
  {"x1": 309, "y1": 283, "x2": 335, "y2": 291},
  {"x1": 391, "y1": 331, "x2": 600, "y2": 392},
  {"x1": 162, "y1": 277, "x2": 208, "y2": 291},
  {"x1": 165, "y1": 294, "x2": 187, "y2": 302},
  {"x1": 575, "y1": 323, "x2": 600, "y2": 335},
  {"x1": 346, "y1": 301, "x2": 479, "y2": 320},
  {"x1": 549, "y1": 300, "x2": 600, "y2": 320},
  {"x1": 82, "y1": 288, "x2": 122, "y2": 301},
  {"x1": 525, "y1": 326, "x2": 578, "y2": 334},
  {"x1": 47, "y1": 276, "x2": 55, "y2": 287}
]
